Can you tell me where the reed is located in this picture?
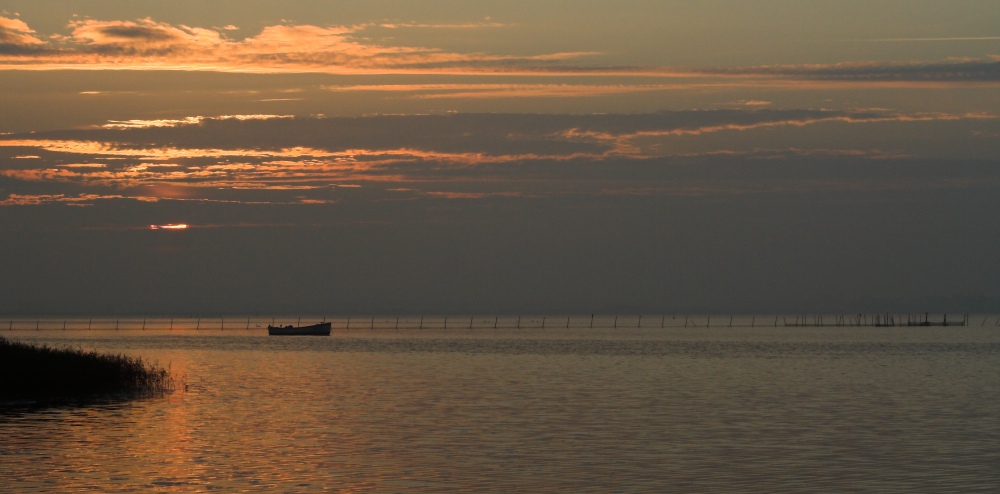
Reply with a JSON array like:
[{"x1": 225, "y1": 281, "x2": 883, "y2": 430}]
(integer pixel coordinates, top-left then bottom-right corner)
[{"x1": 0, "y1": 336, "x2": 173, "y2": 400}]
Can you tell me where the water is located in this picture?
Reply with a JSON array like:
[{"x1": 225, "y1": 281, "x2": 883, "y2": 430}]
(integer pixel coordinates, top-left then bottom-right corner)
[{"x1": 2, "y1": 320, "x2": 1000, "y2": 492}]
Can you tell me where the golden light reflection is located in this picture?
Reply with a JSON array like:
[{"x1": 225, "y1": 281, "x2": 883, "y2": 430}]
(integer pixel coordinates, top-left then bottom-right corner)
[{"x1": 150, "y1": 223, "x2": 189, "y2": 230}]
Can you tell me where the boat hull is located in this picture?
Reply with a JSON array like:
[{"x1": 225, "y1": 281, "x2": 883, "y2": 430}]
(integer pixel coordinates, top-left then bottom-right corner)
[{"x1": 267, "y1": 322, "x2": 332, "y2": 336}]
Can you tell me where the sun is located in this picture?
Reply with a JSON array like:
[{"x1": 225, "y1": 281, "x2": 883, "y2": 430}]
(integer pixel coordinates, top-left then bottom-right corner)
[{"x1": 150, "y1": 223, "x2": 189, "y2": 230}]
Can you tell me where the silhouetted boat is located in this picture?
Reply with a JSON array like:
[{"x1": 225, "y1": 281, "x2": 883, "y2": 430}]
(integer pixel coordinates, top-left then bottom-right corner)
[
  {"x1": 906, "y1": 313, "x2": 967, "y2": 327},
  {"x1": 267, "y1": 322, "x2": 332, "y2": 336}
]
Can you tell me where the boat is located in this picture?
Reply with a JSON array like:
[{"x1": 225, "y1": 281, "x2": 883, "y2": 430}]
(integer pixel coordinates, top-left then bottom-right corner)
[
  {"x1": 906, "y1": 313, "x2": 967, "y2": 327},
  {"x1": 267, "y1": 321, "x2": 332, "y2": 336}
]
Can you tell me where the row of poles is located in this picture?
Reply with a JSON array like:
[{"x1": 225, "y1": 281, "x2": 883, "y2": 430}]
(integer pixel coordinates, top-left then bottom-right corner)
[
  {"x1": 3, "y1": 313, "x2": 991, "y2": 331},
  {"x1": 782, "y1": 313, "x2": 971, "y2": 327}
]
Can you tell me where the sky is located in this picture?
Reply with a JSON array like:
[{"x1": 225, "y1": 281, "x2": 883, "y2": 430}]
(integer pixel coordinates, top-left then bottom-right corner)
[{"x1": 1, "y1": 1, "x2": 999, "y2": 316}]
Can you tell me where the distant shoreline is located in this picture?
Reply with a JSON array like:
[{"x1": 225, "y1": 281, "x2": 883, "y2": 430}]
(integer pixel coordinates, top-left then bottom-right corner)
[{"x1": 0, "y1": 312, "x2": 984, "y2": 331}]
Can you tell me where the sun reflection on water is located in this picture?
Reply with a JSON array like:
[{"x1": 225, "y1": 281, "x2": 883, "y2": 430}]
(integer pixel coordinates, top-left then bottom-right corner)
[{"x1": 1, "y1": 328, "x2": 998, "y2": 491}]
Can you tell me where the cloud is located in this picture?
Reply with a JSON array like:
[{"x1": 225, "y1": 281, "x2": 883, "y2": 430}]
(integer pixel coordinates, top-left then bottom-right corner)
[
  {"x1": 4, "y1": 15, "x2": 999, "y2": 86},
  {"x1": 101, "y1": 114, "x2": 292, "y2": 129},
  {"x1": 557, "y1": 111, "x2": 994, "y2": 157},
  {"x1": 62, "y1": 163, "x2": 107, "y2": 168},
  {"x1": 0, "y1": 15, "x2": 46, "y2": 52},
  {"x1": 0, "y1": 193, "x2": 159, "y2": 206},
  {"x1": 67, "y1": 18, "x2": 226, "y2": 50},
  {"x1": 0, "y1": 16, "x2": 596, "y2": 74},
  {"x1": 102, "y1": 116, "x2": 205, "y2": 129},
  {"x1": 322, "y1": 83, "x2": 698, "y2": 99},
  {"x1": 707, "y1": 59, "x2": 1000, "y2": 83},
  {"x1": 2, "y1": 111, "x2": 996, "y2": 206}
]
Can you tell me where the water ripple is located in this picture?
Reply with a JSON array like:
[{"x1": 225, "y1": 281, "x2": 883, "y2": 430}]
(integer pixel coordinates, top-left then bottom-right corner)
[{"x1": 1, "y1": 328, "x2": 999, "y2": 492}]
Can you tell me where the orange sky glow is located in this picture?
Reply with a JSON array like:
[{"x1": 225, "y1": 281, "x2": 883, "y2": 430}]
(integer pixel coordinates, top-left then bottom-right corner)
[{"x1": 1, "y1": 1, "x2": 999, "y2": 314}]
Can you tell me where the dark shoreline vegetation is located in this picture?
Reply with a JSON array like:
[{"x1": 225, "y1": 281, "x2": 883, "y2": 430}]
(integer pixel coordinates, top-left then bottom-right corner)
[{"x1": 0, "y1": 336, "x2": 173, "y2": 403}]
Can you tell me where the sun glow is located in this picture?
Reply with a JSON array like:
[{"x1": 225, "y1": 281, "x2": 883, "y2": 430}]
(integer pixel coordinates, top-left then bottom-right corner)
[{"x1": 150, "y1": 223, "x2": 189, "y2": 230}]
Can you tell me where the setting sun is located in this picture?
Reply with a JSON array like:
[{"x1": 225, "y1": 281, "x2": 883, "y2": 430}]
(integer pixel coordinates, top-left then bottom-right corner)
[{"x1": 150, "y1": 224, "x2": 189, "y2": 230}]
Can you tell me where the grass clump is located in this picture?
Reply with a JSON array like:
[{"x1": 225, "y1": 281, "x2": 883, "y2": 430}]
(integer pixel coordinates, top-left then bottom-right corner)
[{"x1": 0, "y1": 336, "x2": 173, "y2": 401}]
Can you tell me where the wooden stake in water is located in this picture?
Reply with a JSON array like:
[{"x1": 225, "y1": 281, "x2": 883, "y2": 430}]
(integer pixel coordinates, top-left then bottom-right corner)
[
  {"x1": 142, "y1": 318, "x2": 146, "y2": 330},
  {"x1": 196, "y1": 318, "x2": 200, "y2": 330}
]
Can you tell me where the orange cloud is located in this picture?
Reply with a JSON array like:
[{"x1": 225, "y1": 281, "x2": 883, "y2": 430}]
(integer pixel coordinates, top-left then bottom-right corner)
[
  {"x1": 322, "y1": 83, "x2": 696, "y2": 99},
  {"x1": 67, "y1": 18, "x2": 227, "y2": 52},
  {"x1": 0, "y1": 16, "x2": 45, "y2": 46},
  {"x1": 2, "y1": 111, "x2": 993, "y2": 204},
  {"x1": 5, "y1": 14, "x2": 1000, "y2": 87},
  {"x1": 101, "y1": 114, "x2": 291, "y2": 129},
  {"x1": 0, "y1": 193, "x2": 159, "y2": 206},
  {"x1": 0, "y1": 138, "x2": 349, "y2": 160},
  {"x1": 560, "y1": 112, "x2": 995, "y2": 156},
  {"x1": 0, "y1": 16, "x2": 597, "y2": 74}
]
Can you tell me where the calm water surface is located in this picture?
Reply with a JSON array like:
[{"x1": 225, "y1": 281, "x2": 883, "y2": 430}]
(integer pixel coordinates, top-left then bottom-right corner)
[{"x1": 2, "y1": 322, "x2": 999, "y2": 492}]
